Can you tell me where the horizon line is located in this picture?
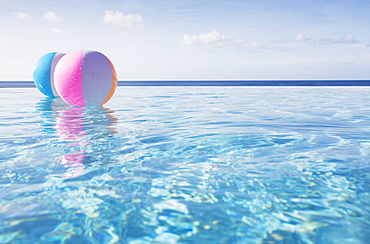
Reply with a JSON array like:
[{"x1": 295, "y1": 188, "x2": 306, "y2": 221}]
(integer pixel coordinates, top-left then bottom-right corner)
[
  {"x1": 1, "y1": 80, "x2": 370, "y2": 88},
  {"x1": 1, "y1": 79, "x2": 370, "y2": 82}
]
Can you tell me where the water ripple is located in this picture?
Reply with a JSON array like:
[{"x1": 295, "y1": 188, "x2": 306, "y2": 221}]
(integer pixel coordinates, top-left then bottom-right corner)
[{"x1": 1, "y1": 87, "x2": 370, "y2": 243}]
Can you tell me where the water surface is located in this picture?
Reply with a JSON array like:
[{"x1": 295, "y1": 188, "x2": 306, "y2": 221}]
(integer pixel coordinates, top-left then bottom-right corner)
[{"x1": 1, "y1": 87, "x2": 370, "y2": 243}]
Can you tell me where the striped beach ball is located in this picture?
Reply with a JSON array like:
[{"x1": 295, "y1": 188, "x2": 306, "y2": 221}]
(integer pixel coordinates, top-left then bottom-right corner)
[
  {"x1": 54, "y1": 50, "x2": 117, "y2": 106},
  {"x1": 33, "y1": 52, "x2": 65, "y2": 97}
]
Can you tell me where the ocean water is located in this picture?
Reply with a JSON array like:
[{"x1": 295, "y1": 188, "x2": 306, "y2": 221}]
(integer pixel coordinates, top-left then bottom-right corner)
[{"x1": 1, "y1": 86, "x2": 370, "y2": 243}]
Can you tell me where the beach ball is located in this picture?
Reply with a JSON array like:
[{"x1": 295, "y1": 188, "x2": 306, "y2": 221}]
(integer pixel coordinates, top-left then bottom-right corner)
[
  {"x1": 54, "y1": 50, "x2": 117, "y2": 106},
  {"x1": 33, "y1": 52, "x2": 65, "y2": 97}
]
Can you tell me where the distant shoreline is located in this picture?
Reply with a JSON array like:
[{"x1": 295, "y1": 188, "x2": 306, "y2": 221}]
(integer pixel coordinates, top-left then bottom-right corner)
[{"x1": 1, "y1": 80, "x2": 370, "y2": 88}]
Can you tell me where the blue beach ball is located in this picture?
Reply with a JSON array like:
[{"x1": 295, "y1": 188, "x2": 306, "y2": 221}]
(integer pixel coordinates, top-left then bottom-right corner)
[{"x1": 33, "y1": 52, "x2": 65, "y2": 97}]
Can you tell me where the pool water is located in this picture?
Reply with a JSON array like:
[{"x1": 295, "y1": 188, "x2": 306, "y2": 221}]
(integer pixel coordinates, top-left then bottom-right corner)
[{"x1": 1, "y1": 87, "x2": 370, "y2": 243}]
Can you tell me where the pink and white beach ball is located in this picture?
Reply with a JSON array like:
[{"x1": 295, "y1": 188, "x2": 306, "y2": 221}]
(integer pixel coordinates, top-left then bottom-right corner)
[{"x1": 54, "y1": 50, "x2": 117, "y2": 106}]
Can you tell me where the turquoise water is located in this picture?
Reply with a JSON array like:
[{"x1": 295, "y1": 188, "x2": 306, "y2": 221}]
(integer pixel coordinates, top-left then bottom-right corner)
[{"x1": 1, "y1": 87, "x2": 370, "y2": 243}]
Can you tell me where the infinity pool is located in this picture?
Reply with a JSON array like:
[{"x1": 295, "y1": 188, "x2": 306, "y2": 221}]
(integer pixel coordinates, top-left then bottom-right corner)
[{"x1": 1, "y1": 87, "x2": 370, "y2": 243}]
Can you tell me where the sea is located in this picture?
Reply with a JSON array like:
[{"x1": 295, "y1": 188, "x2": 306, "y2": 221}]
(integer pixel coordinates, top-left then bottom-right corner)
[{"x1": 1, "y1": 81, "x2": 370, "y2": 243}]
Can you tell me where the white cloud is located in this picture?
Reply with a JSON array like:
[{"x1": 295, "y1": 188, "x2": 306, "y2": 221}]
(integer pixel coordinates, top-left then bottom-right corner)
[
  {"x1": 12, "y1": 12, "x2": 30, "y2": 19},
  {"x1": 274, "y1": 34, "x2": 312, "y2": 44},
  {"x1": 51, "y1": 28, "x2": 64, "y2": 34},
  {"x1": 181, "y1": 30, "x2": 227, "y2": 45},
  {"x1": 43, "y1": 11, "x2": 61, "y2": 22},
  {"x1": 181, "y1": 30, "x2": 276, "y2": 51},
  {"x1": 181, "y1": 31, "x2": 365, "y2": 54},
  {"x1": 320, "y1": 34, "x2": 357, "y2": 45},
  {"x1": 103, "y1": 10, "x2": 144, "y2": 28},
  {"x1": 295, "y1": 34, "x2": 310, "y2": 42},
  {"x1": 274, "y1": 33, "x2": 358, "y2": 46},
  {"x1": 341, "y1": 34, "x2": 355, "y2": 43},
  {"x1": 229, "y1": 38, "x2": 268, "y2": 49}
]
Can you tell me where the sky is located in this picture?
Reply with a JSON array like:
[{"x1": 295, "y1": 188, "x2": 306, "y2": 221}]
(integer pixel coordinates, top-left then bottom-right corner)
[{"x1": 1, "y1": 0, "x2": 370, "y2": 81}]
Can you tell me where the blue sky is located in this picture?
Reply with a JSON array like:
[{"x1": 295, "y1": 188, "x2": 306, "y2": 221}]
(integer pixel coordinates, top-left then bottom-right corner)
[{"x1": 1, "y1": 0, "x2": 370, "y2": 80}]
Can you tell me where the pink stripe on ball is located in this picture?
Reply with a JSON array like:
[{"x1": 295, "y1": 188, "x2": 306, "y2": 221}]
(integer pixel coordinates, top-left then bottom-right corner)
[{"x1": 54, "y1": 50, "x2": 85, "y2": 106}]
